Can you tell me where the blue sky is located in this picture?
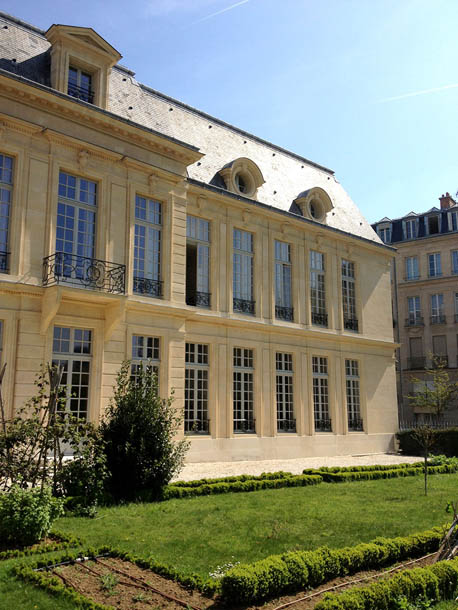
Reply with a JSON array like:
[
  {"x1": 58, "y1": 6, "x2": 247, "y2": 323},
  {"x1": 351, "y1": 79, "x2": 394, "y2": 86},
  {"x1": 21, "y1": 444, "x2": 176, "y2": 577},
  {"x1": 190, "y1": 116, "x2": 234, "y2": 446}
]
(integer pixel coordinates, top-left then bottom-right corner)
[{"x1": 6, "y1": 0, "x2": 458, "y2": 223}]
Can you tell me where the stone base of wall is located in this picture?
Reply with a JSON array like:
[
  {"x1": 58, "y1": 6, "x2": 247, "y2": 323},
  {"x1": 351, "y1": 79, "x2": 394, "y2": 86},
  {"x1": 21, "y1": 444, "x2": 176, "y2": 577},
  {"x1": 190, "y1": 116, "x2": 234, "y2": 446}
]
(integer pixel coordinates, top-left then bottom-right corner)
[{"x1": 185, "y1": 433, "x2": 396, "y2": 463}]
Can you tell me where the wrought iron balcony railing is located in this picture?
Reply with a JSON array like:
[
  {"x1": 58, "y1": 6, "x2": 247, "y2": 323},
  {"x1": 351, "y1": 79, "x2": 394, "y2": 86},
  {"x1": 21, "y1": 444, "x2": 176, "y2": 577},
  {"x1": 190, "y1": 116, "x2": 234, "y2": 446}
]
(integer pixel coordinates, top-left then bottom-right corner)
[
  {"x1": 277, "y1": 418, "x2": 296, "y2": 433},
  {"x1": 348, "y1": 417, "x2": 364, "y2": 431},
  {"x1": 314, "y1": 417, "x2": 332, "y2": 432},
  {"x1": 406, "y1": 356, "x2": 426, "y2": 370},
  {"x1": 43, "y1": 253, "x2": 125, "y2": 294},
  {"x1": 133, "y1": 276, "x2": 163, "y2": 298},
  {"x1": 186, "y1": 290, "x2": 211, "y2": 308},
  {"x1": 432, "y1": 355, "x2": 448, "y2": 368},
  {"x1": 233, "y1": 418, "x2": 256, "y2": 433},
  {"x1": 311, "y1": 312, "x2": 328, "y2": 327},
  {"x1": 430, "y1": 314, "x2": 446, "y2": 325},
  {"x1": 275, "y1": 305, "x2": 294, "y2": 322},
  {"x1": 455, "y1": 314, "x2": 458, "y2": 323},
  {"x1": 184, "y1": 418, "x2": 210, "y2": 434},
  {"x1": 405, "y1": 316, "x2": 424, "y2": 327},
  {"x1": 344, "y1": 317, "x2": 359, "y2": 332},
  {"x1": 0, "y1": 250, "x2": 8, "y2": 273},
  {"x1": 404, "y1": 274, "x2": 420, "y2": 281},
  {"x1": 68, "y1": 83, "x2": 94, "y2": 104},
  {"x1": 233, "y1": 298, "x2": 255, "y2": 315}
]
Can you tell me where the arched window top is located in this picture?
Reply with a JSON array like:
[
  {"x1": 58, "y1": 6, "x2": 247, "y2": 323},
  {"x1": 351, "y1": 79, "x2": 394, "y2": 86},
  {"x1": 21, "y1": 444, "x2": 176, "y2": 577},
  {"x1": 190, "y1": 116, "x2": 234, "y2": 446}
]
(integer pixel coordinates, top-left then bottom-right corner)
[
  {"x1": 218, "y1": 157, "x2": 265, "y2": 199},
  {"x1": 292, "y1": 187, "x2": 334, "y2": 223}
]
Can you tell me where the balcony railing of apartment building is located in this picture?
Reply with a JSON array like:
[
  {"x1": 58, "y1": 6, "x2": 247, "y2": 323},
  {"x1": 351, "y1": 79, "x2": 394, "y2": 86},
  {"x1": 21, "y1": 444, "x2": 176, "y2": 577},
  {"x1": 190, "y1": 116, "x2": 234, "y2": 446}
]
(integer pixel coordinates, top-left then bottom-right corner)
[
  {"x1": 67, "y1": 83, "x2": 95, "y2": 104},
  {"x1": 277, "y1": 418, "x2": 296, "y2": 433},
  {"x1": 184, "y1": 418, "x2": 210, "y2": 435},
  {"x1": 430, "y1": 314, "x2": 447, "y2": 325},
  {"x1": 455, "y1": 314, "x2": 458, "y2": 323},
  {"x1": 348, "y1": 416, "x2": 364, "y2": 431},
  {"x1": 133, "y1": 277, "x2": 163, "y2": 298},
  {"x1": 43, "y1": 253, "x2": 126, "y2": 294},
  {"x1": 405, "y1": 316, "x2": 424, "y2": 327},
  {"x1": 311, "y1": 312, "x2": 328, "y2": 327},
  {"x1": 275, "y1": 305, "x2": 294, "y2": 321},
  {"x1": 432, "y1": 355, "x2": 449, "y2": 368},
  {"x1": 406, "y1": 356, "x2": 426, "y2": 370},
  {"x1": 0, "y1": 251, "x2": 8, "y2": 273},
  {"x1": 314, "y1": 417, "x2": 332, "y2": 432},
  {"x1": 344, "y1": 317, "x2": 359, "y2": 332},
  {"x1": 233, "y1": 298, "x2": 255, "y2": 315},
  {"x1": 404, "y1": 274, "x2": 420, "y2": 281},
  {"x1": 233, "y1": 418, "x2": 256, "y2": 433},
  {"x1": 186, "y1": 290, "x2": 211, "y2": 308}
]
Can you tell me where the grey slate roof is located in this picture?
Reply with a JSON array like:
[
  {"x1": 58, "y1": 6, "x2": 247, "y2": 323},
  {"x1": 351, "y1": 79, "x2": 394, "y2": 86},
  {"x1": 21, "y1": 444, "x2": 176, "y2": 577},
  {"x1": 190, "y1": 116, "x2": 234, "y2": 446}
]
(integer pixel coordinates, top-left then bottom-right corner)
[{"x1": 0, "y1": 11, "x2": 381, "y2": 243}]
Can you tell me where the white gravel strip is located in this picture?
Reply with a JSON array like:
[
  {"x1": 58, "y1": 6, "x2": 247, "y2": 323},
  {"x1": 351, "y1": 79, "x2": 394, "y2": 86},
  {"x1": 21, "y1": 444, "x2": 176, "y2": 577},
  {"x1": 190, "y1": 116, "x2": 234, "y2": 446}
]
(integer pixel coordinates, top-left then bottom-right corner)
[{"x1": 174, "y1": 453, "x2": 422, "y2": 482}]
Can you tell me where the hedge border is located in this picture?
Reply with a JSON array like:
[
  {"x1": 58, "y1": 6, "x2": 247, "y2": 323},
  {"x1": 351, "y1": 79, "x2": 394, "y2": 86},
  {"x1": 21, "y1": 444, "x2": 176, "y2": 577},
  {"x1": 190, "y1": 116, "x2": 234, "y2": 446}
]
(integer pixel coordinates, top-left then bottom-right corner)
[
  {"x1": 219, "y1": 526, "x2": 447, "y2": 604},
  {"x1": 303, "y1": 463, "x2": 458, "y2": 483},
  {"x1": 0, "y1": 530, "x2": 82, "y2": 561}
]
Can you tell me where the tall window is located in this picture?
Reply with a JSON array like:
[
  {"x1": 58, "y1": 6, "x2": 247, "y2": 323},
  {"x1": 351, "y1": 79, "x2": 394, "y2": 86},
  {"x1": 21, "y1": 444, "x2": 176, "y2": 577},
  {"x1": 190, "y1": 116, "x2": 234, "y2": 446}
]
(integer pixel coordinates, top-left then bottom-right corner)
[
  {"x1": 431, "y1": 293, "x2": 445, "y2": 324},
  {"x1": 133, "y1": 195, "x2": 162, "y2": 298},
  {"x1": 345, "y1": 360, "x2": 362, "y2": 431},
  {"x1": 0, "y1": 320, "x2": 3, "y2": 364},
  {"x1": 407, "y1": 296, "x2": 422, "y2": 325},
  {"x1": 0, "y1": 154, "x2": 13, "y2": 273},
  {"x1": 451, "y1": 251, "x2": 458, "y2": 275},
  {"x1": 405, "y1": 256, "x2": 419, "y2": 280},
  {"x1": 131, "y1": 335, "x2": 160, "y2": 383},
  {"x1": 428, "y1": 253, "x2": 442, "y2": 277},
  {"x1": 312, "y1": 356, "x2": 331, "y2": 431},
  {"x1": 342, "y1": 259, "x2": 358, "y2": 331},
  {"x1": 68, "y1": 67, "x2": 94, "y2": 104},
  {"x1": 403, "y1": 218, "x2": 417, "y2": 240},
  {"x1": 233, "y1": 348, "x2": 255, "y2": 433},
  {"x1": 185, "y1": 343, "x2": 209, "y2": 434},
  {"x1": 274, "y1": 241, "x2": 293, "y2": 321},
  {"x1": 427, "y1": 215, "x2": 440, "y2": 235},
  {"x1": 186, "y1": 216, "x2": 210, "y2": 307},
  {"x1": 310, "y1": 251, "x2": 327, "y2": 326},
  {"x1": 377, "y1": 226, "x2": 391, "y2": 243},
  {"x1": 233, "y1": 229, "x2": 254, "y2": 314},
  {"x1": 455, "y1": 293, "x2": 458, "y2": 323},
  {"x1": 276, "y1": 352, "x2": 295, "y2": 432},
  {"x1": 52, "y1": 326, "x2": 92, "y2": 421},
  {"x1": 56, "y1": 172, "x2": 97, "y2": 282},
  {"x1": 448, "y1": 210, "x2": 458, "y2": 232}
]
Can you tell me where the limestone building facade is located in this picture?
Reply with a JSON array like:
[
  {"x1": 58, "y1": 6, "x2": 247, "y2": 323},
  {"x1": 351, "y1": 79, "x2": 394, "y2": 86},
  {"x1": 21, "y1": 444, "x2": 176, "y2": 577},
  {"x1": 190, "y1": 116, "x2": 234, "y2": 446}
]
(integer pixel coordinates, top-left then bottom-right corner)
[{"x1": 0, "y1": 12, "x2": 397, "y2": 461}]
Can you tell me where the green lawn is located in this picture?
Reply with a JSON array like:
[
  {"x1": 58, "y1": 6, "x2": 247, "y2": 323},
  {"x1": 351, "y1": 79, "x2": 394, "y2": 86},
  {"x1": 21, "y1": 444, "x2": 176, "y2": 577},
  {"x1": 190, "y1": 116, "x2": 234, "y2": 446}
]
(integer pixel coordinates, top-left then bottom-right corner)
[{"x1": 2, "y1": 473, "x2": 458, "y2": 608}]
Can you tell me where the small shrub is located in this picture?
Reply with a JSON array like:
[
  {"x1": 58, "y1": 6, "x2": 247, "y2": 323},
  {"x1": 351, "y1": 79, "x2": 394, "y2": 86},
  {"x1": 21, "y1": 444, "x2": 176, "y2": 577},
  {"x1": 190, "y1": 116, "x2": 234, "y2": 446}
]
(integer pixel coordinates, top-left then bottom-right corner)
[{"x1": 0, "y1": 486, "x2": 64, "y2": 547}]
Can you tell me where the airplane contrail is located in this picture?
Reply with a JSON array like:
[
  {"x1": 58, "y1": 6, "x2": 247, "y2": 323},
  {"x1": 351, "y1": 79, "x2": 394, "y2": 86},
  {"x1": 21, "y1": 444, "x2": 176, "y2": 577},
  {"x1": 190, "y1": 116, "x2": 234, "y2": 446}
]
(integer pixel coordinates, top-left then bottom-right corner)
[
  {"x1": 190, "y1": 0, "x2": 250, "y2": 26},
  {"x1": 377, "y1": 82, "x2": 458, "y2": 103}
]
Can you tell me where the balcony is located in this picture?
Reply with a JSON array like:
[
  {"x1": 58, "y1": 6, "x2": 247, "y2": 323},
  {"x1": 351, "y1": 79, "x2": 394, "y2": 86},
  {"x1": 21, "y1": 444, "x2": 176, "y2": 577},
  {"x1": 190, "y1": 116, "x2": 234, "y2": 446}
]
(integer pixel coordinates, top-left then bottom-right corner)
[
  {"x1": 405, "y1": 316, "x2": 424, "y2": 327},
  {"x1": 234, "y1": 418, "x2": 256, "y2": 433},
  {"x1": 43, "y1": 253, "x2": 125, "y2": 294},
  {"x1": 348, "y1": 416, "x2": 363, "y2": 431},
  {"x1": 275, "y1": 305, "x2": 294, "y2": 322},
  {"x1": 344, "y1": 317, "x2": 359, "y2": 332},
  {"x1": 406, "y1": 356, "x2": 426, "y2": 370},
  {"x1": 430, "y1": 314, "x2": 446, "y2": 325},
  {"x1": 311, "y1": 312, "x2": 328, "y2": 327},
  {"x1": 233, "y1": 298, "x2": 255, "y2": 315},
  {"x1": 0, "y1": 251, "x2": 8, "y2": 273},
  {"x1": 68, "y1": 83, "x2": 94, "y2": 104},
  {"x1": 314, "y1": 417, "x2": 332, "y2": 432},
  {"x1": 432, "y1": 355, "x2": 448, "y2": 368},
  {"x1": 133, "y1": 276, "x2": 163, "y2": 298},
  {"x1": 277, "y1": 418, "x2": 296, "y2": 433},
  {"x1": 184, "y1": 418, "x2": 210, "y2": 435},
  {"x1": 186, "y1": 290, "x2": 211, "y2": 308}
]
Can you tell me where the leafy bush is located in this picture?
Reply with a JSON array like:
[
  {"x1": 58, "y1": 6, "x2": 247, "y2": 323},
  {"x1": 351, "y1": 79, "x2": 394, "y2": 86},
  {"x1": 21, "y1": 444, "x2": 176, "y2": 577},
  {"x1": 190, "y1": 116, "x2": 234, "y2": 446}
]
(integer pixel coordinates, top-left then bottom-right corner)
[
  {"x1": 0, "y1": 486, "x2": 64, "y2": 547},
  {"x1": 397, "y1": 428, "x2": 458, "y2": 458},
  {"x1": 100, "y1": 361, "x2": 189, "y2": 501}
]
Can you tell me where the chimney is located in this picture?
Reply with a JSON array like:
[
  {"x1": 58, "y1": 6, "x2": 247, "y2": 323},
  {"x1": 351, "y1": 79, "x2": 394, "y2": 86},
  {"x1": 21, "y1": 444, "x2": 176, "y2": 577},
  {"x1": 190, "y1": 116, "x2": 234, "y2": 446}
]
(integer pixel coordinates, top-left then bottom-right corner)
[{"x1": 439, "y1": 192, "x2": 456, "y2": 210}]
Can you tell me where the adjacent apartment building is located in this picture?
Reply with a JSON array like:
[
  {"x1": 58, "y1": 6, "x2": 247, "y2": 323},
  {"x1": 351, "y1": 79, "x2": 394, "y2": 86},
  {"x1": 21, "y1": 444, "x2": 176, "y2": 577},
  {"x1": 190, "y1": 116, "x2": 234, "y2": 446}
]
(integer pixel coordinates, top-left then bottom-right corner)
[
  {"x1": 0, "y1": 13, "x2": 398, "y2": 462},
  {"x1": 373, "y1": 193, "x2": 458, "y2": 423}
]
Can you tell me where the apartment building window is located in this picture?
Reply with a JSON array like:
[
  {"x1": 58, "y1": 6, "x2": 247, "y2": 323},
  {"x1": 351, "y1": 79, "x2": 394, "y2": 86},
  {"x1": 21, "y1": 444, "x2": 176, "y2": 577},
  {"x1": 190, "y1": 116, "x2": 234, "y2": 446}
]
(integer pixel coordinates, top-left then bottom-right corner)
[
  {"x1": 133, "y1": 195, "x2": 162, "y2": 298},
  {"x1": 310, "y1": 251, "x2": 327, "y2": 326},
  {"x1": 0, "y1": 320, "x2": 3, "y2": 363},
  {"x1": 52, "y1": 326, "x2": 92, "y2": 421},
  {"x1": 233, "y1": 229, "x2": 254, "y2": 314},
  {"x1": 185, "y1": 343, "x2": 209, "y2": 434},
  {"x1": 455, "y1": 293, "x2": 458, "y2": 323},
  {"x1": 345, "y1": 359, "x2": 363, "y2": 431},
  {"x1": 233, "y1": 347, "x2": 255, "y2": 433},
  {"x1": 428, "y1": 253, "x2": 442, "y2": 277},
  {"x1": 432, "y1": 335, "x2": 448, "y2": 367},
  {"x1": 274, "y1": 240, "x2": 293, "y2": 321},
  {"x1": 276, "y1": 352, "x2": 295, "y2": 432},
  {"x1": 405, "y1": 256, "x2": 419, "y2": 280},
  {"x1": 0, "y1": 154, "x2": 12, "y2": 273},
  {"x1": 377, "y1": 226, "x2": 391, "y2": 243},
  {"x1": 403, "y1": 218, "x2": 418, "y2": 240},
  {"x1": 408, "y1": 337, "x2": 425, "y2": 370},
  {"x1": 448, "y1": 210, "x2": 458, "y2": 232},
  {"x1": 407, "y1": 296, "x2": 422, "y2": 326},
  {"x1": 131, "y1": 335, "x2": 160, "y2": 383},
  {"x1": 431, "y1": 293, "x2": 445, "y2": 324},
  {"x1": 312, "y1": 356, "x2": 331, "y2": 431},
  {"x1": 342, "y1": 259, "x2": 358, "y2": 331},
  {"x1": 451, "y1": 251, "x2": 458, "y2": 275},
  {"x1": 427, "y1": 215, "x2": 440, "y2": 235},
  {"x1": 186, "y1": 216, "x2": 210, "y2": 307},
  {"x1": 68, "y1": 66, "x2": 94, "y2": 104}
]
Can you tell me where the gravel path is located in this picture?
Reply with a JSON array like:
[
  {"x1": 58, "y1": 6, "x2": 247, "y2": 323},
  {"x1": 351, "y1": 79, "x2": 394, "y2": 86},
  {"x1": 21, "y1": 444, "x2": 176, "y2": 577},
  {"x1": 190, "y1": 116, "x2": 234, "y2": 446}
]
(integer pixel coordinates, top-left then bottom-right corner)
[{"x1": 175, "y1": 453, "x2": 421, "y2": 482}]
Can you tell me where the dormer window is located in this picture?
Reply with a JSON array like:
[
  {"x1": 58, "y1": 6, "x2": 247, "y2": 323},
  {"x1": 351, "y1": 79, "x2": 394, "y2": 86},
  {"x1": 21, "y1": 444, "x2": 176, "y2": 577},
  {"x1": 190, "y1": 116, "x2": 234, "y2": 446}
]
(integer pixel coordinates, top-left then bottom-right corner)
[
  {"x1": 426, "y1": 215, "x2": 440, "y2": 235},
  {"x1": 403, "y1": 218, "x2": 418, "y2": 240},
  {"x1": 68, "y1": 67, "x2": 94, "y2": 103},
  {"x1": 377, "y1": 225, "x2": 391, "y2": 244},
  {"x1": 292, "y1": 187, "x2": 333, "y2": 224},
  {"x1": 448, "y1": 210, "x2": 458, "y2": 232},
  {"x1": 218, "y1": 158, "x2": 265, "y2": 200}
]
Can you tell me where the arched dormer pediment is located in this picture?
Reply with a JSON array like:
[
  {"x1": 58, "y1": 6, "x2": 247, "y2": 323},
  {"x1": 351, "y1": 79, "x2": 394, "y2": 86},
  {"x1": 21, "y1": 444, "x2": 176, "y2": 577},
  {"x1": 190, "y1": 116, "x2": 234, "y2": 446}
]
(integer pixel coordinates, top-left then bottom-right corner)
[
  {"x1": 218, "y1": 157, "x2": 265, "y2": 199},
  {"x1": 292, "y1": 187, "x2": 334, "y2": 223}
]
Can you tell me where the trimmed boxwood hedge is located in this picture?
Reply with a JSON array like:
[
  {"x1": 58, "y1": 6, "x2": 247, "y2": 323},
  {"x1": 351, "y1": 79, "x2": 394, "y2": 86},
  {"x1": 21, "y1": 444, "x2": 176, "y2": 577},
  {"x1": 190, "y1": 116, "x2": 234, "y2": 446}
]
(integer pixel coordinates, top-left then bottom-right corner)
[
  {"x1": 302, "y1": 463, "x2": 458, "y2": 483},
  {"x1": 0, "y1": 530, "x2": 81, "y2": 561},
  {"x1": 397, "y1": 428, "x2": 458, "y2": 458},
  {"x1": 314, "y1": 557, "x2": 458, "y2": 609},
  {"x1": 171, "y1": 470, "x2": 294, "y2": 488},
  {"x1": 303, "y1": 463, "x2": 424, "y2": 474},
  {"x1": 219, "y1": 526, "x2": 446, "y2": 604}
]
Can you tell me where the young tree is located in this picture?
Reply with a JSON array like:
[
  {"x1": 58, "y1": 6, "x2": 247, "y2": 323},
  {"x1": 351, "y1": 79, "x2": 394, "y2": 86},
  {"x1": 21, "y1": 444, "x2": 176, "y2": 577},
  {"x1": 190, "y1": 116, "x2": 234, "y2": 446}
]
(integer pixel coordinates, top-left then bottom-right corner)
[{"x1": 100, "y1": 361, "x2": 189, "y2": 501}]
